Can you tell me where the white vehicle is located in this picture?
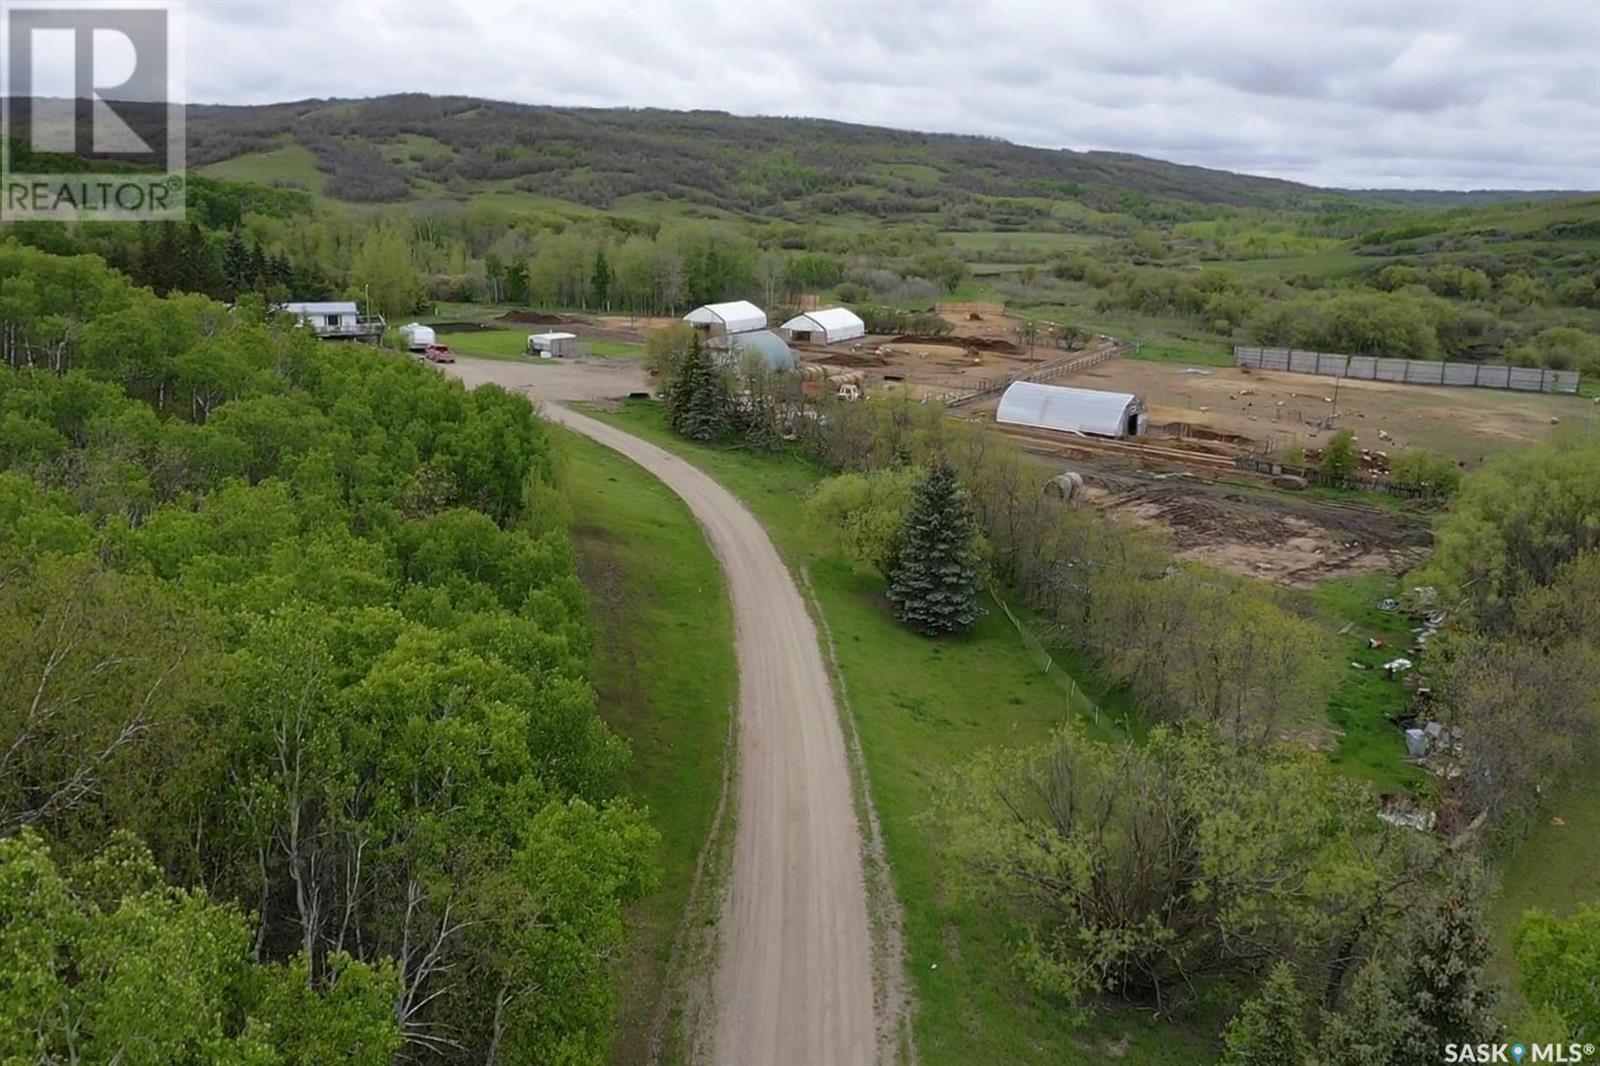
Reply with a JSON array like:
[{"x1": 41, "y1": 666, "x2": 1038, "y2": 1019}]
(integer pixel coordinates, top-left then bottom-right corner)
[{"x1": 400, "y1": 323, "x2": 436, "y2": 352}]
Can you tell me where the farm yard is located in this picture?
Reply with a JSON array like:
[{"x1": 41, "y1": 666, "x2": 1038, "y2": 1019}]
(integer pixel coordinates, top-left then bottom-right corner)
[
  {"x1": 1061, "y1": 358, "x2": 1596, "y2": 467},
  {"x1": 7, "y1": 31, "x2": 1599, "y2": 1066}
]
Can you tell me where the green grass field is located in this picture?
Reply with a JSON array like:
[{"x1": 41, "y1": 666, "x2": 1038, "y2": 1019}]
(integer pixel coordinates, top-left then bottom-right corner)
[
  {"x1": 1307, "y1": 575, "x2": 1428, "y2": 795},
  {"x1": 558, "y1": 428, "x2": 737, "y2": 1066},
  {"x1": 198, "y1": 142, "x2": 326, "y2": 196},
  {"x1": 1487, "y1": 771, "x2": 1600, "y2": 1007},
  {"x1": 944, "y1": 231, "x2": 1102, "y2": 255},
  {"x1": 444, "y1": 329, "x2": 642, "y2": 361},
  {"x1": 580, "y1": 400, "x2": 1222, "y2": 1066}
]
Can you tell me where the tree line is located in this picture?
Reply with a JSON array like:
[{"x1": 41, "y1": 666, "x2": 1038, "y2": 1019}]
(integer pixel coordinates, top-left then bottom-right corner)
[{"x1": 0, "y1": 240, "x2": 656, "y2": 1063}]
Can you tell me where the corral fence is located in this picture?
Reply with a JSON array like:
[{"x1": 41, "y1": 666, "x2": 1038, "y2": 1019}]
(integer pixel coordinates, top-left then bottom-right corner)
[
  {"x1": 1234, "y1": 345, "x2": 1579, "y2": 395},
  {"x1": 941, "y1": 341, "x2": 1130, "y2": 408},
  {"x1": 1232, "y1": 454, "x2": 1438, "y2": 500}
]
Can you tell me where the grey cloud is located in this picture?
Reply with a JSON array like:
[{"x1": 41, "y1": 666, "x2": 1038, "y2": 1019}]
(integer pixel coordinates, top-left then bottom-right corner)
[{"x1": 183, "y1": 0, "x2": 1600, "y2": 190}]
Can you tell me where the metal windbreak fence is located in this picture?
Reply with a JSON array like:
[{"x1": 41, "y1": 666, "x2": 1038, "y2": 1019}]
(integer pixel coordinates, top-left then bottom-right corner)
[{"x1": 1234, "y1": 346, "x2": 1580, "y2": 394}]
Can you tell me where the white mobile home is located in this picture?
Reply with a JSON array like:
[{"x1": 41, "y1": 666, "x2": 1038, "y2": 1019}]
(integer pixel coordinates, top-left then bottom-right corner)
[
  {"x1": 281, "y1": 301, "x2": 385, "y2": 342},
  {"x1": 527, "y1": 331, "x2": 580, "y2": 358},
  {"x1": 996, "y1": 381, "x2": 1146, "y2": 438},
  {"x1": 779, "y1": 307, "x2": 865, "y2": 345},
  {"x1": 683, "y1": 300, "x2": 766, "y2": 338}
]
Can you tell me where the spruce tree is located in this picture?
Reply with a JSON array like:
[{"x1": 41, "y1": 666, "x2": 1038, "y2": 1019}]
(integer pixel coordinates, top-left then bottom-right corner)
[
  {"x1": 666, "y1": 335, "x2": 732, "y2": 443},
  {"x1": 887, "y1": 459, "x2": 981, "y2": 635},
  {"x1": 1395, "y1": 869, "x2": 1500, "y2": 1059},
  {"x1": 1317, "y1": 957, "x2": 1407, "y2": 1066},
  {"x1": 1221, "y1": 963, "x2": 1311, "y2": 1066}
]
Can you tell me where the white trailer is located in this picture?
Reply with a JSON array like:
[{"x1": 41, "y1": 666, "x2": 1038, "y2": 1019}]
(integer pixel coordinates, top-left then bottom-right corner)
[
  {"x1": 527, "y1": 331, "x2": 579, "y2": 358},
  {"x1": 400, "y1": 323, "x2": 436, "y2": 351}
]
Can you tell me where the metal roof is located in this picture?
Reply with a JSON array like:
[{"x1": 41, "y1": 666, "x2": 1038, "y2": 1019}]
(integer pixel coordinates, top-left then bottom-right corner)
[
  {"x1": 282, "y1": 301, "x2": 358, "y2": 315},
  {"x1": 781, "y1": 307, "x2": 865, "y2": 339},
  {"x1": 529, "y1": 332, "x2": 578, "y2": 342},
  {"x1": 996, "y1": 381, "x2": 1141, "y2": 438},
  {"x1": 684, "y1": 300, "x2": 767, "y2": 333},
  {"x1": 716, "y1": 328, "x2": 796, "y2": 370}
]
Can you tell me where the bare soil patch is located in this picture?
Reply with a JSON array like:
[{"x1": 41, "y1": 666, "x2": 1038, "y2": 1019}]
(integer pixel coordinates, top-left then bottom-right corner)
[
  {"x1": 1075, "y1": 466, "x2": 1433, "y2": 586},
  {"x1": 1063, "y1": 361, "x2": 1594, "y2": 467}
]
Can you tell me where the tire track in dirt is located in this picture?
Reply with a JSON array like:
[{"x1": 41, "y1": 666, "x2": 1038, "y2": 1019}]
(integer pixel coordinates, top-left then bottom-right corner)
[{"x1": 540, "y1": 404, "x2": 876, "y2": 1066}]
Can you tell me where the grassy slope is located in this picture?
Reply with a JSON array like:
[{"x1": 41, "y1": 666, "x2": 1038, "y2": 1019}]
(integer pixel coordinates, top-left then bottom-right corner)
[
  {"x1": 1307, "y1": 575, "x2": 1428, "y2": 796},
  {"x1": 1486, "y1": 768, "x2": 1600, "y2": 1004},
  {"x1": 580, "y1": 400, "x2": 1221, "y2": 1066},
  {"x1": 557, "y1": 428, "x2": 736, "y2": 1066},
  {"x1": 197, "y1": 142, "x2": 326, "y2": 196}
]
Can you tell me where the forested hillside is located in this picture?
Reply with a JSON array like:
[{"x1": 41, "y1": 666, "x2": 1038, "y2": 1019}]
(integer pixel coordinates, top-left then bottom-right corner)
[
  {"x1": 181, "y1": 94, "x2": 1329, "y2": 215},
  {"x1": 0, "y1": 243, "x2": 655, "y2": 1062}
]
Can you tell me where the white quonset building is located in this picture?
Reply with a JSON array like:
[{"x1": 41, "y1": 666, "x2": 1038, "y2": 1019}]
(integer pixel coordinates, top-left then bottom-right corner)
[
  {"x1": 779, "y1": 307, "x2": 866, "y2": 345},
  {"x1": 683, "y1": 300, "x2": 767, "y2": 337},
  {"x1": 996, "y1": 381, "x2": 1146, "y2": 438}
]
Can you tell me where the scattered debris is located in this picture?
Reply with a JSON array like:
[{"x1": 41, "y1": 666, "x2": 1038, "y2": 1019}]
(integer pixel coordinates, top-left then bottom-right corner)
[
  {"x1": 1368, "y1": 637, "x2": 1386, "y2": 649},
  {"x1": 1405, "y1": 720, "x2": 1461, "y2": 760},
  {"x1": 1551, "y1": 816, "x2": 1567, "y2": 827},
  {"x1": 1378, "y1": 598, "x2": 1399, "y2": 612},
  {"x1": 1384, "y1": 657, "x2": 1414, "y2": 675},
  {"x1": 1379, "y1": 793, "x2": 1436, "y2": 832}
]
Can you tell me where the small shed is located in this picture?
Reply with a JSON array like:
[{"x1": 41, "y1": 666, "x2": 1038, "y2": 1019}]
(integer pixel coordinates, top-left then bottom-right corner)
[
  {"x1": 996, "y1": 381, "x2": 1146, "y2": 438},
  {"x1": 527, "y1": 331, "x2": 579, "y2": 358},
  {"x1": 780, "y1": 307, "x2": 866, "y2": 345},
  {"x1": 684, "y1": 300, "x2": 766, "y2": 337},
  {"x1": 714, "y1": 329, "x2": 796, "y2": 371}
]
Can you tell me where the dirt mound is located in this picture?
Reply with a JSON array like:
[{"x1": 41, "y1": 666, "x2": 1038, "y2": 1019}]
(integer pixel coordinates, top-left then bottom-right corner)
[
  {"x1": 891, "y1": 333, "x2": 1022, "y2": 354},
  {"x1": 497, "y1": 310, "x2": 587, "y2": 326}
]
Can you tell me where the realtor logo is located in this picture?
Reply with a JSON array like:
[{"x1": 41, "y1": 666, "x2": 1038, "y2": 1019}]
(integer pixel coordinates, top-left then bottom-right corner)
[{"x1": 1, "y1": 1, "x2": 185, "y2": 220}]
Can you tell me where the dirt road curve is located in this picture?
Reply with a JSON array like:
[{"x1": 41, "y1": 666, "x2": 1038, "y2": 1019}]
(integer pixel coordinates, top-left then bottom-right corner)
[
  {"x1": 544, "y1": 405, "x2": 874, "y2": 1066},
  {"x1": 446, "y1": 355, "x2": 874, "y2": 1065}
]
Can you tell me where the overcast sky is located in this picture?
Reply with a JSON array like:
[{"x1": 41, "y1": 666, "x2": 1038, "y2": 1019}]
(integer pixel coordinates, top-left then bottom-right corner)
[{"x1": 181, "y1": 0, "x2": 1598, "y2": 191}]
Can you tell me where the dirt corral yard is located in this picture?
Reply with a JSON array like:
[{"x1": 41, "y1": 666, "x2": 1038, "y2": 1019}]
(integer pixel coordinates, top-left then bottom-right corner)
[
  {"x1": 1080, "y1": 471, "x2": 1434, "y2": 586},
  {"x1": 1065, "y1": 360, "x2": 1596, "y2": 467}
]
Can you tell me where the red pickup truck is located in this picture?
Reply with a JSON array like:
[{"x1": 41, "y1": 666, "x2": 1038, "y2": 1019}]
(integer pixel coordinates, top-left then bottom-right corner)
[{"x1": 424, "y1": 344, "x2": 455, "y2": 364}]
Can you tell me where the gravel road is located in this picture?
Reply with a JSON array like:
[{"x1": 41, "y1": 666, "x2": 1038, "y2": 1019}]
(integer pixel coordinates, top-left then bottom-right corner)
[{"x1": 447, "y1": 357, "x2": 876, "y2": 1065}]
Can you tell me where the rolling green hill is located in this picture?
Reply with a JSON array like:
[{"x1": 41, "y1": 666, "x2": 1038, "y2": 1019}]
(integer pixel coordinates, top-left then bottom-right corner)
[{"x1": 183, "y1": 94, "x2": 1338, "y2": 218}]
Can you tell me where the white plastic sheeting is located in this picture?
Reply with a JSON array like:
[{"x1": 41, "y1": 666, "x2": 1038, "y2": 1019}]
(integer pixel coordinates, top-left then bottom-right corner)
[
  {"x1": 996, "y1": 380, "x2": 1144, "y2": 438},
  {"x1": 684, "y1": 300, "x2": 767, "y2": 334},
  {"x1": 780, "y1": 307, "x2": 865, "y2": 344}
]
